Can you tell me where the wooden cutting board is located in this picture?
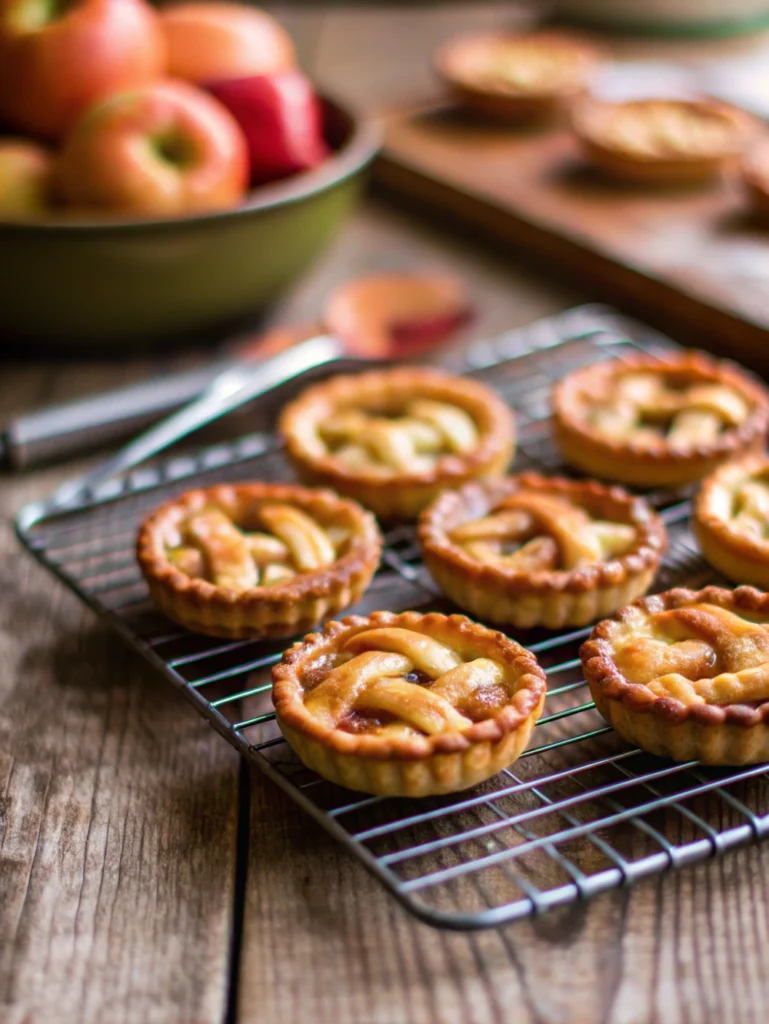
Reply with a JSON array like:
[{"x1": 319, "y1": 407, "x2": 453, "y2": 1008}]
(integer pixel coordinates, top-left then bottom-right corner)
[{"x1": 376, "y1": 103, "x2": 769, "y2": 374}]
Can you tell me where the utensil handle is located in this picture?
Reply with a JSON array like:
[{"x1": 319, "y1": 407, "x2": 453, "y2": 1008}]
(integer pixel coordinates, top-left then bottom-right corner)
[
  {"x1": 51, "y1": 333, "x2": 342, "y2": 508},
  {"x1": 4, "y1": 363, "x2": 230, "y2": 470}
]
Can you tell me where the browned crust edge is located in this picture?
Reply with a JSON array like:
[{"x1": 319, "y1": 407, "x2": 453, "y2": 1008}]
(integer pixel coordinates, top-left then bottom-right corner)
[
  {"x1": 581, "y1": 585, "x2": 769, "y2": 728},
  {"x1": 417, "y1": 472, "x2": 667, "y2": 599},
  {"x1": 136, "y1": 482, "x2": 382, "y2": 637},
  {"x1": 278, "y1": 367, "x2": 516, "y2": 516},
  {"x1": 434, "y1": 30, "x2": 600, "y2": 119},
  {"x1": 693, "y1": 455, "x2": 769, "y2": 586},
  {"x1": 572, "y1": 98, "x2": 754, "y2": 183},
  {"x1": 552, "y1": 352, "x2": 769, "y2": 485},
  {"x1": 271, "y1": 610, "x2": 547, "y2": 760}
]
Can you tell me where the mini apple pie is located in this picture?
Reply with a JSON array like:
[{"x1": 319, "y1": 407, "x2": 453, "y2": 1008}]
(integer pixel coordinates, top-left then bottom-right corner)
[
  {"x1": 435, "y1": 31, "x2": 599, "y2": 122},
  {"x1": 582, "y1": 586, "x2": 769, "y2": 765},
  {"x1": 136, "y1": 483, "x2": 381, "y2": 639},
  {"x1": 279, "y1": 367, "x2": 515, "y2": 519},
  {"x1": 419, "y1": 473, "x2": 666, "y2": 629},
  {"x1": 272, "y1": 610, "x2": 547, "y2": 796},
  {"x1": 694, "y1": 455, "x2": 769, "y2": 589},
  {"x1": 573, "y1": 98, "x2": 752, "y2": 184},
  {"x1": 553, "y1": 352, "x2": 769, "y2": 488}
]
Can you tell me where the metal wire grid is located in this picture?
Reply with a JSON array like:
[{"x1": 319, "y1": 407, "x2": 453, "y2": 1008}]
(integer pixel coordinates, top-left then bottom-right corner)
[{"x1": 15, "y1": 305, "x2": 769, "y2": 931}]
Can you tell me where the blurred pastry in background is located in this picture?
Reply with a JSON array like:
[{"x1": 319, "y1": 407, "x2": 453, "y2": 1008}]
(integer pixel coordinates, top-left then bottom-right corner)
[
  {"x1": 572, "y1": 97, "x2": 753, "y2": 185},
  {"x1": 435, "y1": 31, "x2": 600, "y2": 123},
  {"x1": 741, "y1": 140, "x2": 769, "y2": 221}
]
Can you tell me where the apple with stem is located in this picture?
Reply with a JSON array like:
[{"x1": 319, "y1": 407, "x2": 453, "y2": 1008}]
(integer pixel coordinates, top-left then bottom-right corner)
[{"x1": 59, "y1": 79, "x2": 249, "y2": 216}]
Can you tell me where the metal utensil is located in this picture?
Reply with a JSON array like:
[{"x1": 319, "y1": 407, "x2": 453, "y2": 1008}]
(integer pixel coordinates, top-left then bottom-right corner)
[
  {"x1": 0, "y1": 362, "x2": 230, "y2": 470},
  {"x1": 2, "y1": 271, "x2": 473, "y2": 471},
  {"x1": 50, "y1": 333, "x2": 345, "y2": 507}
]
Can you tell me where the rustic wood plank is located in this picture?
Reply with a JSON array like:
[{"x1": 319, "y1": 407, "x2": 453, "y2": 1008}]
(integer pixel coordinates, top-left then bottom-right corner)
[
  {"x1": 6, "y1": 7, "x2": 769, "y2": 1023},
  {"x1": 377, "y1": 103, "x2": 769, "y2": 374},
  {"x1": 0, "y1": 368, "x2": 240, "y2": 1024},
  {"x1": 240, "y1": 767, "x2": 769, "y2": 1024}
]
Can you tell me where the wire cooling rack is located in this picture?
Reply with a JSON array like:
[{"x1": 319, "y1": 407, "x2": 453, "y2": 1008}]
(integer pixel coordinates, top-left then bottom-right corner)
[{"x1": 15, "y1": 304, "x2": 769, "y2": 931}]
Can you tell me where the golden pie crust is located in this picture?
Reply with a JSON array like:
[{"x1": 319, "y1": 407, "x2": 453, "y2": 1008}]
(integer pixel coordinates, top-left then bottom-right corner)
[
  {"x1": 582, "y1": 586, "x2": 769, "y2": 765},
  {"x1": 272, "y1": 610, "x2": 547, "y2": 796},
  {"x1": 573, "y1": 98, "x2": 752, "y2": 185},
  {"x1": 742, "y1": 141, "x2": 769, "y2": 221},
  {"x1": 418, "y1": 473, "x2": 666, "y2": 629},
  {"x1": 279, "y1": 367, "x2": 515, "y2": 519},
  {"x1": 694, "y1": 455, "x2": 769, "y2": 589},
  {"x1": 136, "y1": 483, "x2": 381, "y2": 639},
  {"x1": 435, "y1": 31, "x2": 599, "y2": 122},
  {"x1": 553, "y1": 352, "x2": 769, "y2": 488}
]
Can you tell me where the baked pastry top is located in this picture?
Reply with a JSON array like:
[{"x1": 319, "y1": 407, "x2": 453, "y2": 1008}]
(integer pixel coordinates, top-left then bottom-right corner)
[
  {"x1": 419, "y1": 474, "x2": 666, "y2": 629},
  {"x1": 316, "y1": 395, "x2": 479, "y2": 476},
  {"x1": 587, "y1": 100, "x2": 741, "y2": 158},
  {"x1": 443, "y1": 33, "x2": 594, "y2": 94},
  {"x1": 279, "y1": 367, "x2": 515, "y2": 519},
  {"x1": 573, "y1": 98, "x2": 751, "y2": 182},
  {"x1": 553, "y1": 352, "x2": 769, "y2": 487},
  {"x1": 166, "y1": 502, "x2": 344, "y2": 590},
  {"x1": 582, "y1": 586, "x2": 769, "y2": 764},
  {"x1": 447, "y1": 488, "x2": 636, "y2": 570},
  {"x1": 272, "y1": 610, "x2": 547, "y2": 796},
  {"x1": 136, "y1": 483, "x2": 381, "y2": 639},
  {"x1": 694, "y1": 455, "x2": 769, "y2": 588},
  {"x1": 435, "y1": 31, "x2": 598, "y2": 120}
]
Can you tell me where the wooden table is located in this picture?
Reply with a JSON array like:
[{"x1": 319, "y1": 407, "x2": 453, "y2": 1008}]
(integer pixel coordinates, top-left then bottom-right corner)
[{"x1": 2, "y1": 7, "x2": 769, "y2": 1023}]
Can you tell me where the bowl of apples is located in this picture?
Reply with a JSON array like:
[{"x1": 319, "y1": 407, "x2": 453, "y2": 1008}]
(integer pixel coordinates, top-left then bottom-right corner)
[{"x1": 0, "y1": 1, "x2": 379, "y2": 349}]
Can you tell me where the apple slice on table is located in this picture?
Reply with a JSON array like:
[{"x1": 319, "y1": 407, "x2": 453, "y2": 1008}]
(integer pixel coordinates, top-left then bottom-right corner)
[
  {"x1": 59, "y1": 79, "x2": 249, "y2": 216},
  {"x1": 207, "y1": 70, "x2": 328, "y2": 185},
  {"x1": 324, "y1": 273, "x2": 475, "y2": 359}
]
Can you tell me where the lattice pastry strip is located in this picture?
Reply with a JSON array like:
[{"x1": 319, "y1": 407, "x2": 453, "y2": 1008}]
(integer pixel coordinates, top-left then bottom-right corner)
[
  {"x1": 303, "y1": 627, "x2": 508, "y2": 737},
  {"x1": 733, "y1": 480, "x2": 769, "y2": 540},
  {"x1": 169, "y1": 503, "x2": 341, "y2": 591},
  {"x1": 589, "y1": 372, "x2": 749, "y2": 449},
  {"x1": 318, "y1": 398, "x2": 479, "y2": 474},
  {"x1": 613, "y1": 604, "x2": 769, "y2": 706},
  {"x1": 449, "y1": 493, "x2": 636, "y2": 571}
]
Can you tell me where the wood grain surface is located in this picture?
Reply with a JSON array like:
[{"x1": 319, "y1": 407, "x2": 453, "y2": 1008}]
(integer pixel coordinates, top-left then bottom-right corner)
[
  {"x1": 0, "y1": 369, "x2": 240, "y2": 1024},
  {"x1": 3, "y1": 6, "x2": 769, "y2": 1024},
  {"x1": 377, "y1": 99, "x2": 769, "y2": 375}
]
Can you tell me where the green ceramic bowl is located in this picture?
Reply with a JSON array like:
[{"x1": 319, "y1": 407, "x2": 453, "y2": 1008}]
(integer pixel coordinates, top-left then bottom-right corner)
[{"x1": 0, "y1": 97, "x2": 379, "y2": 352}]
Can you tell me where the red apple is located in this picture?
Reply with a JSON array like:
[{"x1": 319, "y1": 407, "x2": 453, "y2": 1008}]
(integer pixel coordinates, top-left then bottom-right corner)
[
  {"x1": 0, "y1": 0, "x2": 166, "y2": 140},
  {"x1": 160, "y1": 2, "x2": 294, "y2": 84},
  {"x1": 207, "y1": 70, "x2": 328, "y2": 184},
  {"x1": 0, "y1": 139, "x2": 54, "y2": 218},
  {"x1": 59, "y1": 79, "x2": 249, "y2": 216}
]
